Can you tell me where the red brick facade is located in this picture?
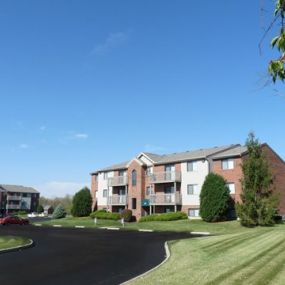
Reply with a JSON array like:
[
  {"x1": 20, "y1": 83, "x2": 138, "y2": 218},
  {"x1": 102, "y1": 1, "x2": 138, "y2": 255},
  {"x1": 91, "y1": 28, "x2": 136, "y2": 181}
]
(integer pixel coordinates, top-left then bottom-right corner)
[
  {"x1": 212, "y1": 145, "x2": 285, "y2": 215},
  {"x1": 127, "y1": 160, "x2": 146, "y2": 220},
  {"x1": 212, "y1": 157, "x2": 243, "y2": 203},
  {"x1": 91, "y1": 174, "x2": 98, "y2": 211}
]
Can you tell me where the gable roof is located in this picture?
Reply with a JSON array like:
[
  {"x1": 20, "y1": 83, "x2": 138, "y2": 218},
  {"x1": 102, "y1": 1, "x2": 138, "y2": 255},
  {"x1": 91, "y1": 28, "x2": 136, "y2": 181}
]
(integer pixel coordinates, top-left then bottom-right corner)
[
  {"x1": 210, "y1": 145, "x2": 248, "y2": 159},
  {"x1": 90, "y1": 160, "x2": 130, "y2": 175},
  {"x1": 151, "y1": 144, "x2": 238, "y2": 165},
  {"x1": 90, "y1": 144, "x2": 239, "y2": 174},
  {"x1": 0, "y1": 184, "x2": 39, "y2": 194}
]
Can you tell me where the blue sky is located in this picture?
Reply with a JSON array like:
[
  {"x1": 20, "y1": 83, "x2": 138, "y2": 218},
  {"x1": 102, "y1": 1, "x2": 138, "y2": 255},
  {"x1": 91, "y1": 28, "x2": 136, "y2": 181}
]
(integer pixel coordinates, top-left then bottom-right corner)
[{"x1": 0, "y1": 1, "x2": 284, "y2": 197}]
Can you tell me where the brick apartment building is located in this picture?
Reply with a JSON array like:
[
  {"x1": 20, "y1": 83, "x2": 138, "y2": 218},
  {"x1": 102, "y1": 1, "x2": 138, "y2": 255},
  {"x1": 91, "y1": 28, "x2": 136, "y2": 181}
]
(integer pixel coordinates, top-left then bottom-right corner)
[
  {"x1": 0, "y1": 185, "x2": 40, "y2": 215},
  {"x1": 90, "y1": 144, "x2": 285, "y2": 220}
]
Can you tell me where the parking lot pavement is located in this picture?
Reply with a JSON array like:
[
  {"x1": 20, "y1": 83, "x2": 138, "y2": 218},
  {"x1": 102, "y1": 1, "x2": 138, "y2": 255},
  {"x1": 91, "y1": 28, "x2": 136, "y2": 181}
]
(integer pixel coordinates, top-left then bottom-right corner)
[{"x1": 0, "y1": 225, "x2": 191, "y2": 285}]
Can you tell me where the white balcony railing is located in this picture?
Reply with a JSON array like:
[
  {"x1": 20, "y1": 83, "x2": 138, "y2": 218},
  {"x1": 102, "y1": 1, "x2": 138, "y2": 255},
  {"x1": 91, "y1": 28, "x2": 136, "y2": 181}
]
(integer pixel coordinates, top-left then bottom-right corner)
[
  {"x1": 147, "y1": 192, "x2": 182, "y2": 205},
  {"x1": 7, "y1": 204, "x2": 21, "y2": 210},
  {"x1": 108, "y1": 176, "x2": 128, "y2": 187},
  {"x1": 148, "y1": 171, "x2": 181, "y2": 183},
  {"x1": 108, "y1": 195, "x2": 127, "y2": 206},
  {"x1": 7, "y1": 195, "x2": 22, "y2": 201}
]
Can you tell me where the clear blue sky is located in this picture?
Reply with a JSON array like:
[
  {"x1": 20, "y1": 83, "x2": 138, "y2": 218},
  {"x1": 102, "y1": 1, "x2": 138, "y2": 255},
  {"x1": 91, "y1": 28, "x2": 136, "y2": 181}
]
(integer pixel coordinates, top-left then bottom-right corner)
[{"x1": 0, "y1": 1, "x2": 284, "y2": 197}]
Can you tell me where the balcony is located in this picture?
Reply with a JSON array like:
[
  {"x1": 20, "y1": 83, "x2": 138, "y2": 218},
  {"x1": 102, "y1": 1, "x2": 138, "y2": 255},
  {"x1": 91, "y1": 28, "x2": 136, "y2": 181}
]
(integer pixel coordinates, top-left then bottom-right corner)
[
  {"x1": 7, "y1": 204, "x2": 21, "y2": 210},
  {"x1": 148, "y1": 171, "x2": 181, "y2": 184},
  {"x1": 108, "y1": 195, "x2": 128, "y2": 206},
  {"x1": 147, "y1": 192, "x2": 182, "y2": 205},
  {"x1": 7, "y1": 195, "x2": 22, "y2": 201},
  {"x1": 108, "y1": 176, "x2": 128, "y2": 187}
]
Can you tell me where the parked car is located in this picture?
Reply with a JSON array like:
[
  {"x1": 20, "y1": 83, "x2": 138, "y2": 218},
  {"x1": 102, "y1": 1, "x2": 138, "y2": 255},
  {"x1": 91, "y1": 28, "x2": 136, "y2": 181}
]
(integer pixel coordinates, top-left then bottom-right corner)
[{"x1": 0, "y1": 216, "x2": 29, "y2": 225}]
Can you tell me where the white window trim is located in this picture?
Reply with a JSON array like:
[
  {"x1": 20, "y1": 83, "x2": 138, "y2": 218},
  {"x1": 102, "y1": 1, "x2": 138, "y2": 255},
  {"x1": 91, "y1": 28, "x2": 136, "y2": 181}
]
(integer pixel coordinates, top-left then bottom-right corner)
[
  {"x1": 226, "y1": 183, "x2": 236, "y2": 194},
  {"x1": 187, "y1": 161, "x2": 198, "y2": 172},
  {"x1": 187, "y1": 184, "x2": 198, "y2": 195},
  {"x1": 222, "y1": 159, "x2": 234, "y2": 170}
]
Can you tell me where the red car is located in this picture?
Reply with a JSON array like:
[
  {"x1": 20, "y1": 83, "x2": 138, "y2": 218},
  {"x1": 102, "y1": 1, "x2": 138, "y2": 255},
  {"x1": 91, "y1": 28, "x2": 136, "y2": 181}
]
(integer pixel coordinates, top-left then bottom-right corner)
[{"x1": 0, "y1": 216, "x2": 29, "y2": 225}]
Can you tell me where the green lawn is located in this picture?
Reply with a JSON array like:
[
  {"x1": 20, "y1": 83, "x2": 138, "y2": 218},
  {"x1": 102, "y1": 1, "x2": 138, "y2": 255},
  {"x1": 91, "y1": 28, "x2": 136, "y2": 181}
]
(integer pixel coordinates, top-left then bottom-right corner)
[
  {"x1": 128, "y1": 224, "x2": 285, "y2": 285},
  {"x1": 0, "y1": 236, "x2": 31, "y2": 250},
  {"x1": 37, "y1": 216, "x2": 248, "y2": 234},
  {"x1": 37, "y1": 217, "x2": 285, "y2": 284}
]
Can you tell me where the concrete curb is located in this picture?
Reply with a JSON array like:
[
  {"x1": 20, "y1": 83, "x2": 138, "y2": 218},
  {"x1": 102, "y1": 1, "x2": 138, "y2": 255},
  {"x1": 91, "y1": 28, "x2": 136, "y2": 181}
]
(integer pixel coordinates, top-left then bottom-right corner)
[
  {"x1": 138, "y1": 229, "x2": 154, "y2": 232},
  {"x1": 53, "y1": 225, "x2": 62, "y2": 228},
  {"x1": 0, "y1": 239, "x2": 34, "y2": 255},
  {"x1": 120, "y1": 241, "x2": 170, "y2": 284},
  {"x1": 75, "y1": 226, "x2": 85, "y2": 229},
  {"x1": 190, "y1": 231, "x2": 210, "y2": 236}
]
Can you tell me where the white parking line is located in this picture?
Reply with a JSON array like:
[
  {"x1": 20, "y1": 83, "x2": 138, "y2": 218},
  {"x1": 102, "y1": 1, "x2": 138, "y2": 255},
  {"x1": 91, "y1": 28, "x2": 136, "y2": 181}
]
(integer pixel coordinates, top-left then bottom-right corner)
[
  {"x1": 34, "y1": 224, "x2": 42, "y2": 227},
  {"x1": 53, "y1": 225, "x2": 62, "y2": 228},
  {"x1": 75, "y1": 226, "x2": 85, "y2": 229},
  {"x1": 138, "y1": 229, "x2": 154, "y2": 232},
  {"x1": 106, "y1": 227, "x2": 120, "y2": 231}
]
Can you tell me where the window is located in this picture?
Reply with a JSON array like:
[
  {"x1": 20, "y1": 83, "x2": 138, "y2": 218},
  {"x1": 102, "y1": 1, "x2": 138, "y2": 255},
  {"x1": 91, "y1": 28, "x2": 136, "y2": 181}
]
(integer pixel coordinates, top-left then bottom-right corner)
[
  {"x1": 187, "y1": 161, "x2": 198, "y2": 172},
  {"x1": 103, "y1": 172, "x2": 108, "y2": 180},
  {"x1": 222, "y1": 159, "x2": 234, "y2": 170},
  {"x1": 132, "y1": 198, "x2": 137, "y2": 210},
  {"x1": 118, "y1": 170, "x2": 125, "y2": 176},
  {"x1": 146, "y1": 186, "x2": 153, "y2": 196},
  {"x1": 188, "y1": 208, "x2": 200, "y2": 217},
  {"x1": 227, "y1": 183, "x2": 236, "y2": 194},
  {"x1": 132, "y1": 170, "x2": 137, "y2": 186},
  {"x1": 103, "y1": 189, "x2": 108, "y2": 198},
  {"x1": 187, "y1": 184, "x2": 198, "y2": 195},
  {"x1": 146, "y1": 166, "x2": 153, "y2": 175}
]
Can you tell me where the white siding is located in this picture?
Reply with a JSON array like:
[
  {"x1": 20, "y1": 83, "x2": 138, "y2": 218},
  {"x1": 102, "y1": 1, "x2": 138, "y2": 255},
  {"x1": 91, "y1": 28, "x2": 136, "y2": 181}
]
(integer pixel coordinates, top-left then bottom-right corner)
[
  {"x1": 181, "y1": 160, "x2": 209, "y2": 206},
  {"x1": 139, "y1": 155, "x2": 153, "y2": 166},
  {"x1": 97, "y1": 171, "x2": 114, "y2": 206}
]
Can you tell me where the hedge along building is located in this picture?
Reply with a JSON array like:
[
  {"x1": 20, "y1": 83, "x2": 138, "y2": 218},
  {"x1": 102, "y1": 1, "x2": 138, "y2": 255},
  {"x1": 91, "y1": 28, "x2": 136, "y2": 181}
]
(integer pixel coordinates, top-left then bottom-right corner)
[{"x1": 90, "y1": 143, "x2": 285, "y2": 220}]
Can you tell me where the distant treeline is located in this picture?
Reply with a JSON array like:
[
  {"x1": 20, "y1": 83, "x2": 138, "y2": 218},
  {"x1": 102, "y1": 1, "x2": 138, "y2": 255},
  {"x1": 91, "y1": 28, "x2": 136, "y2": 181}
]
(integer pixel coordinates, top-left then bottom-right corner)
[{"x1": 39, "y1": 195, "x2": 73, "y2": 214}]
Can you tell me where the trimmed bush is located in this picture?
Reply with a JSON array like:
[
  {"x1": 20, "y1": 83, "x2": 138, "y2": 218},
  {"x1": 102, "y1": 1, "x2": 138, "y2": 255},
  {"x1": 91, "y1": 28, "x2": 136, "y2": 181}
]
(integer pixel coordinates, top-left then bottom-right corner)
[
  {"x1": 90, "y1": 210, "x2": 120, "y2": 220},
  {"x1": 37, "y1": 205, "x2": 44, "y2": 213},
  {"x1": 200, "y1": 173, "x2": 230, "y2": 222},
  {"x1": 17, "y1": 210, "x2": 28, "y2": 215},
  {"x1": 71, "y1": 187, "x2": 92, "y2": 217},
  {"x1": 139, "y1": 211, "x2": 187, "y2": 222},
  {"x1": 120, "y1": 209, "x2": 133, "y2": 222},
  {"x1": 52, "y1": 204, "x2": 66, "y2": 219}
]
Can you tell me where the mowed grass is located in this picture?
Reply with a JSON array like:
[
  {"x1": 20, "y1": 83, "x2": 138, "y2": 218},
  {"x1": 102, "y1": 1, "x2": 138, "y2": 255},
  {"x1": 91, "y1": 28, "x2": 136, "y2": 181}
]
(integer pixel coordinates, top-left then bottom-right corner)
[
  {"x1": 0, "y1": 236, "x2": 30, "y2": 250},
  {"x1": 37, "y1": 216, "x2": 248, "y2": 234},
  {"x1": 37, "y1": 217, "x2": 285, "y2": 284},
  {"x1": 128, "y1": 224, "x2": 285, "y2": 285}
]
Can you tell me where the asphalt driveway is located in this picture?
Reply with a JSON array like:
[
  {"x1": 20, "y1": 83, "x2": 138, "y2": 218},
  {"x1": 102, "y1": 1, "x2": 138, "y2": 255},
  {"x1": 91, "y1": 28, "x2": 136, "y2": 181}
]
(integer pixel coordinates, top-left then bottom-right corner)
[{"x1": 0, "y1": 225, "x2": 191, "y2": 285}]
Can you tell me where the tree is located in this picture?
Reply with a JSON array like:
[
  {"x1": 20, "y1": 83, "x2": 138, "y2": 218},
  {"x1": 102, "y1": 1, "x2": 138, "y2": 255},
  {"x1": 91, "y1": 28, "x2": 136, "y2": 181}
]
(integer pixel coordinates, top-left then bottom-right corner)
[
  {"x1": 52, "y1": 204, "x2": 66, "y2": 219},
  {"x1": 37, "y1": 204, "x2": 44, "y2": 213},
  {"x1": 39, "y1": 195, "x2": 73, "y2": 214},
  {"x1": 71, "y1": 187, "x2": 92, "y2": 217},
  {"x1": 200, "y1": 173, "x2": 231, "y2": 222},
  {"x1": 236, "y1": 133, "x2": 278, "y2": 227},
  {"x1": 267, "y1": 1, "x2": 285, "y2": 82}
]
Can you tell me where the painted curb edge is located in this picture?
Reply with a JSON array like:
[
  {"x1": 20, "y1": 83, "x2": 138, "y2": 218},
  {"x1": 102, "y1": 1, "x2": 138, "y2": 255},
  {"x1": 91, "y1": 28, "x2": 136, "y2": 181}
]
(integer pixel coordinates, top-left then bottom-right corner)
[
  {"x1": 0, "y1": 239, "x2": 34, "y2": 255},
  {"x1": 120, "y1": 241, "x2": 170, "y2": 285}
]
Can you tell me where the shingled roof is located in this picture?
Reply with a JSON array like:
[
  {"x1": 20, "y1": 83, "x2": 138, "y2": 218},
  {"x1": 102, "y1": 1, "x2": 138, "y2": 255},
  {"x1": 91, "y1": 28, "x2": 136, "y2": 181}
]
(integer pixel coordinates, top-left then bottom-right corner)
[
  {"x1": 90, "y1": 144, "x2": 239, "y2": 174},
  {"x1": 0, "y1": 184, "x2": 39, "y2": 194},
  {"x1": 210, "y1": 145, "x2": 248, "y2": 159},
  {"x1": 144, "y1": 144, "x2": 238, "y2": 165}
]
